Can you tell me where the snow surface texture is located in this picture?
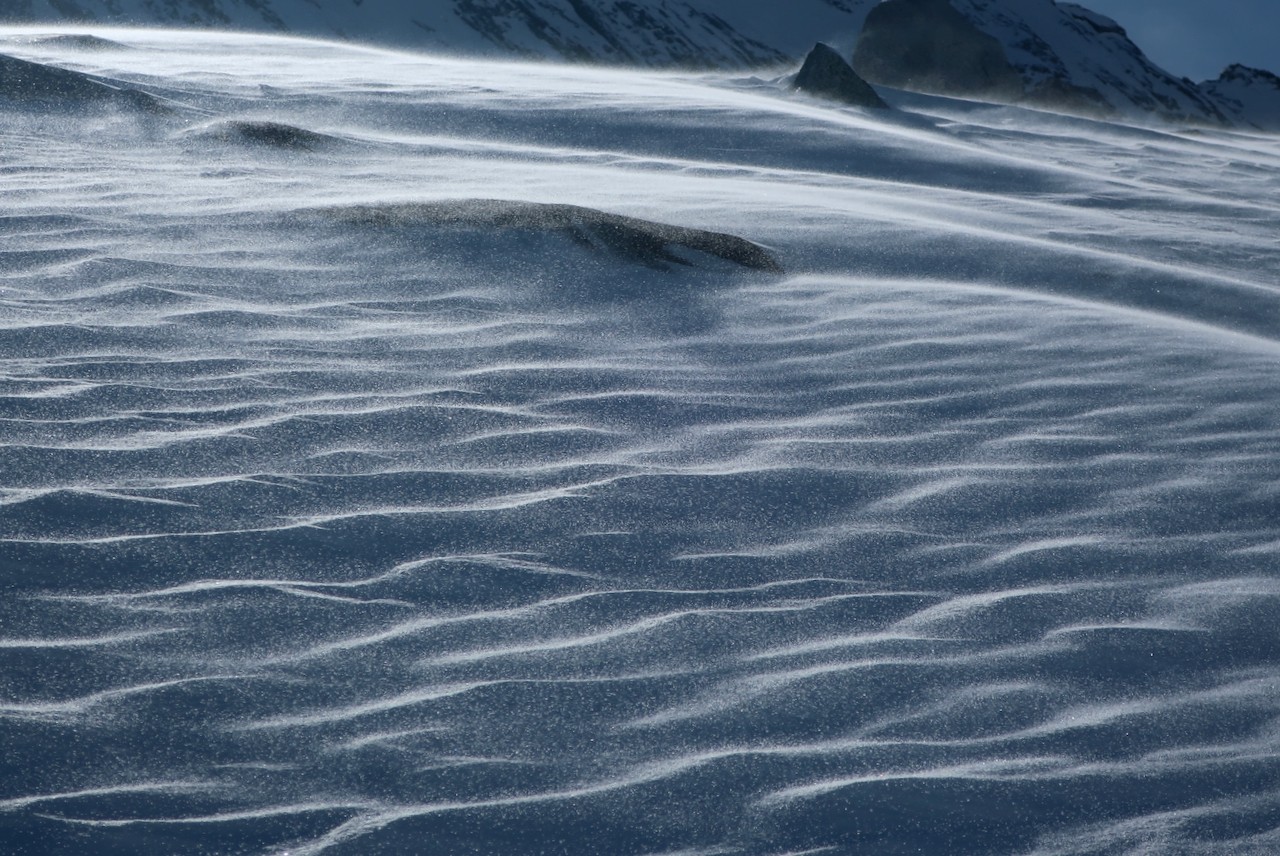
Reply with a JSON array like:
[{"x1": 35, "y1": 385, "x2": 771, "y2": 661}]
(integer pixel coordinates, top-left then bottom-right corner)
[{"x1": 3, "y1": 27, "x2": 1280, "y2": 856}]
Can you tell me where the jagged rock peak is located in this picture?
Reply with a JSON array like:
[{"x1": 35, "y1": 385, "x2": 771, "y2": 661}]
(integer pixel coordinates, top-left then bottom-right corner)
[{"x1": 792, "y1": 42, "x2": 888, "y2": 109}]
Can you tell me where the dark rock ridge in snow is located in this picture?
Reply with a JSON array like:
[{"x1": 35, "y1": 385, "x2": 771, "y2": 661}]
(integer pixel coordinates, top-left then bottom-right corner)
[
  {"x1": 1201, "y1": 65, "x2": 1280, "y2": 131},
  {"x1": 0, "y1": 51, "x2": 161, "y2": 110},
  {"x1": 792, "y1": 41, "x2": 888, "y2": 109},
  {"x1": 309, "y1": 199, "x2": 784, "y2": 273},
  {"x1": 852, "y1": 0, "x2": 1231, "y2": 125}
]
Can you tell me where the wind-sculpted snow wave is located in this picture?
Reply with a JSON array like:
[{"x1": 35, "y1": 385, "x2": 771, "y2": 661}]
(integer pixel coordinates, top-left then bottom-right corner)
[
  {"x1": 185, "y1": 119, "x2": 345, "y2": 151},
  {"x1": 2, "y1": 28, "x2": 1279, "y2": 856},
  {"x1": 305, "y1": 199, "x2": 784, "y2": 272},
  {"x1": 0, "y1": 51, "x2": 164, "y2": 112}
]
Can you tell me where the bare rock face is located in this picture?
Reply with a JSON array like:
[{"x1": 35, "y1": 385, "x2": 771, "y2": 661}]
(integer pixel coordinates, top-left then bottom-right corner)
[
  {"x1": 792, "y1": 42, "x2": 888, "y2": 109},
  {"x1": 851, "y1": 0, "x2": 1023, "y2": 101}
]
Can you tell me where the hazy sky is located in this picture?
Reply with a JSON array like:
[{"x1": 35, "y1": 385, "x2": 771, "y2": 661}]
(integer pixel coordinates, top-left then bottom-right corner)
[{"x1": 1078, "y1": 0, "x2": 1277, "y2": 81}]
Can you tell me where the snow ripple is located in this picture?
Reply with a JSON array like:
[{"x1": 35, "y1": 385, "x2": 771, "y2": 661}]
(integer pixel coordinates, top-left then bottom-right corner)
[{"x1": 2, "y1": 28, "x2": 1279, "y2": 856}]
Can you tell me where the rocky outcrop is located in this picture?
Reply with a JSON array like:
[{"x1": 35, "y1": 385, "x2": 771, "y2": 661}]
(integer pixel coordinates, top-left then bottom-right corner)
[{"x1": 792, "y1": 42, "x2": 888, "y2": 109}]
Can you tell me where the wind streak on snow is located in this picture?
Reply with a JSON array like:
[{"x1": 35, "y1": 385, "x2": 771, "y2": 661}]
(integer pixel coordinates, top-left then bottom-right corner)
[{"x1": 2, "y1": 27, "x2": 1280, "y2": 856}]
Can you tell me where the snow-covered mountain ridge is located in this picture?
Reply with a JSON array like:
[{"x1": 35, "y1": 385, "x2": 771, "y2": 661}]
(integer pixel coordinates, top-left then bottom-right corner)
[
  {"x1": 2, "y1": 0, "x2": 1277, "y2": 128},
  {"x1": 3, "y1": 0, "x2": 872, "y2": 66},
  {"x1": 1201, "y1": 64, "x2": 1280, "y2": 130},
  {"x1": 852, "y1": 0, "x2": 1232, "y2": 126}
]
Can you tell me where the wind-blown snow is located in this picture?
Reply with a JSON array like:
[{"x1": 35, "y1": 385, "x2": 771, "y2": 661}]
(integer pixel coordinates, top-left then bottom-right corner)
[
  {"x1": 2, "y1": 27, "x2": 1279, "y2": 856},
  {"x1": 954, "y1": 0, "x2": 1228, "y2": 123},
  {"x1": 3, "y1": 0, "x2": 877, "y2": 66}
]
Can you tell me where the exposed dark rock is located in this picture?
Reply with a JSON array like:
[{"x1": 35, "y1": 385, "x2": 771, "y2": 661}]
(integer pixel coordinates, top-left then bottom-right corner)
[
  {"x1": 308, "y1": 199, "x2": 783, "y2": 273},
  {"x1": 188, "y1": 119, "x2": 339, "y2": 151},
  {"x1": 852, "y1": 0, "x2": 1024, "y2": 100},
  {"x1": 0, "y1": 52, "x2": 161, "y2": 111},
  {"x1": 791, "y1": 42, "x2": 888, "y2": 109}
]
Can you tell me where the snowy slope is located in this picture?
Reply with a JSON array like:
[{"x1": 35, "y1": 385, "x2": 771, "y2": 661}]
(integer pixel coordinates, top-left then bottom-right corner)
[
  {"x1": 971, "y1": 1, "x2": 1228, "y2": 123},
  {"x1": 853, "y1": 0, "x2": 1231, "y2": 125},
  {"x1": 4, "y1": 0, "x2": 1277, "y2": 130},
  {"x1": 4, "y1": 0, "x2": 875, "y2": 65},
  {"x1": 1202, "y1": 65, "x2": 1280, "y2": 131},
  {"x1": 3, "y1": 26, "x2": 1280, "y2": 856}
]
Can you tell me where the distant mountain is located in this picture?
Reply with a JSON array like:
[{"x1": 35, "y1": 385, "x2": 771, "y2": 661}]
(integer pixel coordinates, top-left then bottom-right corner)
[
  {"x1": 1201, "y1": 65, "x2": 1280, "y2": 131},
  {"x1": 1, "y1": 0, "x2": 1276, "y2": 130},
  {"x1": 851, "y1": 0, "x2": 1230, "y2": 126}
]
